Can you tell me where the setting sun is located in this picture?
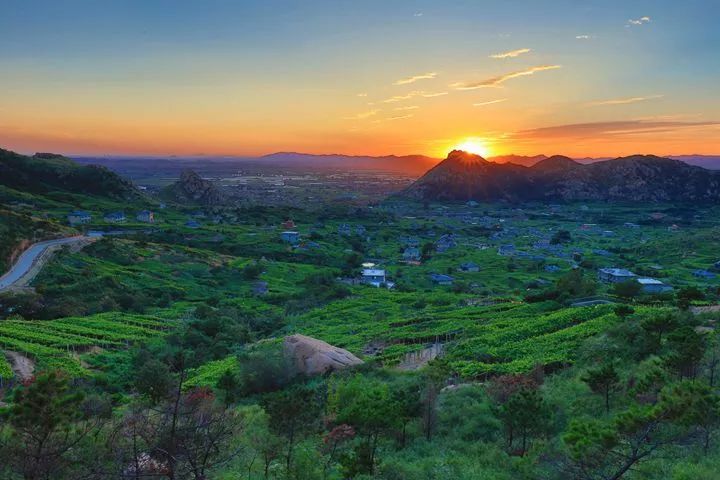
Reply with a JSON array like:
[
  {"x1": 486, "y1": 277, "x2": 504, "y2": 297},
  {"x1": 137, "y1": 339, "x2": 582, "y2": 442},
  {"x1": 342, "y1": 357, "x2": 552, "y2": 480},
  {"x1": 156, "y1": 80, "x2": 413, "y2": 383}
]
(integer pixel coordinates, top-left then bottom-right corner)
[{"x1": 451, "y1": 138, "x2": 492, "y2": 158}]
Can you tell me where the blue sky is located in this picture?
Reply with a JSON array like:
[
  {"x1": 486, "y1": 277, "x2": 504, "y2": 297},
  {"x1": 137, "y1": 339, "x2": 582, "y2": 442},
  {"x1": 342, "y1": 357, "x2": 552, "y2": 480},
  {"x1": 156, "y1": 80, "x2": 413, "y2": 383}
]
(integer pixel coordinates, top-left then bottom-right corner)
[{"x1": 1, "y1": 0, "x2": 718, "y2": 157}]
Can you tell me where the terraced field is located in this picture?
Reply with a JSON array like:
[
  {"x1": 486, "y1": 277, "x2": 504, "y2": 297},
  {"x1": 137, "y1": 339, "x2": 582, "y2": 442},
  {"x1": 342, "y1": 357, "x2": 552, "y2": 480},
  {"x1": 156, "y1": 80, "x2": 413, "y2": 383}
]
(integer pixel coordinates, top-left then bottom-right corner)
[{"x1": 0, "y1": 312, "x2": 175, "y2": 378}]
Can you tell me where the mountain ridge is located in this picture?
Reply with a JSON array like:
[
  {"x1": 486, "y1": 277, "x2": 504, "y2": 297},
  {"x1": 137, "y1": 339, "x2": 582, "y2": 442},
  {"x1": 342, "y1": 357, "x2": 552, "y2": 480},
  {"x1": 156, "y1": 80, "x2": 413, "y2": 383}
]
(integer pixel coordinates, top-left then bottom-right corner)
[{"x1": 399, "y1": 151, "x2": 720, "y2": 203}]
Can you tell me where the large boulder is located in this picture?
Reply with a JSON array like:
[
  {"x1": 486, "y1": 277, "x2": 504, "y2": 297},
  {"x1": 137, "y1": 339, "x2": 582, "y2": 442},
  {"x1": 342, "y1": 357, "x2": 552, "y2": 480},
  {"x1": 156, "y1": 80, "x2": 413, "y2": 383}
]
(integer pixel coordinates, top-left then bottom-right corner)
[{"x1": 284, "y1": 334, "x2": 363, "y2": 375}]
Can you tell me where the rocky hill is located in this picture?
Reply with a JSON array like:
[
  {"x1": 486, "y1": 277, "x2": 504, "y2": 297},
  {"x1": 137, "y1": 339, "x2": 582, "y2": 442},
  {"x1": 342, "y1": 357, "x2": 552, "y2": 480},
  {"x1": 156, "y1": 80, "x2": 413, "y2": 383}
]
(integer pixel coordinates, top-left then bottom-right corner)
[
  {"x1": 160, "y1": 170, "x2": 224, "y2": 205},
  {"x1": 399, "y1": 150, "x2": 720, "y2": 203},
  {"x1": 0, "y1": 148, "x2": 140, "y2": 200}
]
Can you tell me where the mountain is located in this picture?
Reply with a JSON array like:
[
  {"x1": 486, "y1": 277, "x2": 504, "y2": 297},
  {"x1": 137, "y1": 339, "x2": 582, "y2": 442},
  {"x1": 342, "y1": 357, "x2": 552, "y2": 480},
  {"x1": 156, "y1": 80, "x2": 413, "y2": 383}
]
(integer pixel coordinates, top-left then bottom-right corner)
[
  {"x1": 399, "y1": 150, "x2": 720, "y2": 203},
  {"x1": 668, "y1": 155, "x2": 720, "y2": 170},
  {"x1": 487, "y1": 154, "x2": 548, "y2": 167},
  {"x1": 160, "y1": 170, "x2": 224, "y2": 205},
  {"x1": 0, "y1": 148, "x2": 140, "y2": 200},
  {"x1": 259, "y1": 152, "x2": 439, "y2": 175}
]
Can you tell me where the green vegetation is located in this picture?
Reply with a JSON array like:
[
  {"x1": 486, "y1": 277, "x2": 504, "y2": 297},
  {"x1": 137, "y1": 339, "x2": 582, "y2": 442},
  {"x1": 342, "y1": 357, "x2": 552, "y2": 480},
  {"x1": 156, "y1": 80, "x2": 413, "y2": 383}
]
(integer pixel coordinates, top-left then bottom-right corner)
[{"x1": 2, "y1": 151, "x2": 720, "y2": 478}]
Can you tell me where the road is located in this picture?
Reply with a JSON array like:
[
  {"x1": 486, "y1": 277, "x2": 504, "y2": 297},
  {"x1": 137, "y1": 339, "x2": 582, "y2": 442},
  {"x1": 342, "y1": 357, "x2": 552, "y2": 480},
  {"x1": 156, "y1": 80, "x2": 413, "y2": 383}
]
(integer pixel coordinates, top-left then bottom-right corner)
[{"x1": 0, "y1": 236, "x2": 88, "y2": 291}]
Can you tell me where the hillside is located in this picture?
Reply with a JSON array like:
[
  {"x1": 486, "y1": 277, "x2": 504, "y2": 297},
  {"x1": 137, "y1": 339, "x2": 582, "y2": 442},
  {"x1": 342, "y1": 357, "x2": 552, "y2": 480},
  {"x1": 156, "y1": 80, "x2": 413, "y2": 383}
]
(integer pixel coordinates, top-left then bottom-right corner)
[
  {"x1": 0, "y1": 149, "x2": 140, "y2": 200},
  {"x1": 400, "y1": 150, "x2": 720, "y2": 202}
]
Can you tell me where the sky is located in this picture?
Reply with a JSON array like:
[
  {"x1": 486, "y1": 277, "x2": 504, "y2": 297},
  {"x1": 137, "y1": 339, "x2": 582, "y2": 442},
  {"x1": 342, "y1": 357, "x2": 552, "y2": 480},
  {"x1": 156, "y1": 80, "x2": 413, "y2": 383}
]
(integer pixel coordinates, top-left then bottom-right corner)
[{"x1": 1, "y1": 0, "x2": 719, "y2": 159}]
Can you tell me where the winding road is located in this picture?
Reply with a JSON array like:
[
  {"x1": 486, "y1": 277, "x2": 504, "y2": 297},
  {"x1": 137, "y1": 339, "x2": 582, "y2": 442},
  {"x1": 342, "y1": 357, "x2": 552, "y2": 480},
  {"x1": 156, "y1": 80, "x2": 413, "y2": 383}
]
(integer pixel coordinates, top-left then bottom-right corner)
[{"x1": 0, "y1": 236, "x2": 89, "y2": 291}]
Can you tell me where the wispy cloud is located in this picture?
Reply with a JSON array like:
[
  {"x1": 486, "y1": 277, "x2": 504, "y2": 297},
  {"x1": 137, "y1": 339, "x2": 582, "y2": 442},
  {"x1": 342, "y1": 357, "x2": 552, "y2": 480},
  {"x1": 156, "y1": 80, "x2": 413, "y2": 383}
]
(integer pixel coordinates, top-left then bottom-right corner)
[
  {"x1": 587, "y1": 94, "x2": 664, "y2": 107},
  {"x1": 490, "y1": 48, "x2": 531, "y2": 59},
  {"x1": 382, "y1": 90, "x2": 447, "y2": 102},
  {"x1": 473, "y1": 98, "x2": 507, "y2": 107},
  {"x1": 393, "y1": 72, "x2": 438, "y2": 85},
  {"x1": 356, "y1": 93, "x2": 368, "y2": 97},
  {"x1": 512, "y1": 120, "x2": 718, "y2": 140},
  {"x1": 627, "y1": 16, "x2": 651, "y2": 26},
  {"x1": 372, "y1": 114, "x2": 414, "y2": 123},
  {"x1": 394, "y1": 105, "x2": 419, "y2": 111},
  {"x1": 343, "y1": 109, "x2": 379, "y2": 120},
  {"x1": 413, "y1": 12, "x2": 423, "y2": 17},
  {"x1": 575, "y1": 35, "x2": 591, "y2": 40},
  {"x1": 451, "y1": 65, "x2": 561, "y2": 90}
]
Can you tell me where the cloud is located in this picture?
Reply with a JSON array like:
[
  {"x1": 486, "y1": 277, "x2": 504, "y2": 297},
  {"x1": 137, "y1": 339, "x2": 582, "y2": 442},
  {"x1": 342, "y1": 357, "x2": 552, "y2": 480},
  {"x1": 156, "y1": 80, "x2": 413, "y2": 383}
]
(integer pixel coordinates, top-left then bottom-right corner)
[
  {"x1": 575, "y1": 35, "x2": 591, "y2": 39},
  {"x1": 490, "y1": 48, "x2": 531, "y2": 59},
  {"x1": 382, "y1": 90, "x2": 447, "y2": 102},
  {"x1": 372, "y1": 114, "x2": 414, "y2": 123},
  {"x1": 393, "y1": 72, "x2": 438, "y2": 85},
  {"x1": 356, "y1": 93, "x2": 368, "y2": 97},
  {"x1": 627, "y1": 16, "x2": 651, "y2": 26},
  {"x1": 413, "y1": 12, "x2": 423, "y2": 17},
  {"x1": 343, "y1": 109, "x2": 379, "y2": 120},
  {"x1": 587, "y1": 95, "x2": 664, "y2": 107},
  {"x1": 394, "y1": 105, "x2": 419, "y2": 111},
  {"x1": 473, "y1": 99, "x2": 507, "y2": 107},
  {"x1": 512, "y1": 120, "x2": 719, "y2": 140},
  {"x1": 451, "y1": 65, "x2": 561, "y2": 90}
]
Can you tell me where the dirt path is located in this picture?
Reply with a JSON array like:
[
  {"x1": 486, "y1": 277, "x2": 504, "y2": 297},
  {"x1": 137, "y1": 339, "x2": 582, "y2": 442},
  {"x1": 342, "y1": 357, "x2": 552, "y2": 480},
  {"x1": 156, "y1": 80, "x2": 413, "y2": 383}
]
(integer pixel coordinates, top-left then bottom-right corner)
[{"x1": 4, "y1": 350, "x2": 35, "y2": 381}]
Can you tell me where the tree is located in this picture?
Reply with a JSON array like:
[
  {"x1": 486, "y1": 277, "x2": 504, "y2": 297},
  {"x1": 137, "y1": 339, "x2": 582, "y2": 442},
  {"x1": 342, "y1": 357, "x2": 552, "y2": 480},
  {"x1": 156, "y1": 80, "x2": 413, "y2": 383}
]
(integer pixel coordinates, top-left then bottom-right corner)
[
  {"x1": 421, "y1": 242, "x2": 434, "y2": 261},
  {"x1": 263, "y1": 384, "x2": 322, "y2": 476},
  {"x1": 665, "y1": 326, "x2": 706, "y2": 379},
  {"x1": 0, "y1": 371, "x2": 101, "y2": 480},
  {"x1": 613, "y1": 305, "x2": 635, "y2": 320},
  {"x1": 640, "y1": 313, "x2": 679, "y2": 349},
  {"x1": 216, "y1": 368, "x2": 240, "y2": 406},
  {"x1": 612, "y1": 279, "x2": 642, "y2": 299},
  {"x1": 582, "y1": 363, "x2": 621, "y2": 414},
  {"x1": 564, "y1": 381, "x2": 720, "y2": 480},
  {"x1": 551, "y1": 229, "x2": 572, "y2": 245},
  {"x1": 496, "y1": 388, "x2": 550, "y2": 456},
  {"x1": 329, "y1": 375, "x2": 399, "y2": 475},
  {"x1": 134, "y1": 358, "x2": 174, "y2": 404}
]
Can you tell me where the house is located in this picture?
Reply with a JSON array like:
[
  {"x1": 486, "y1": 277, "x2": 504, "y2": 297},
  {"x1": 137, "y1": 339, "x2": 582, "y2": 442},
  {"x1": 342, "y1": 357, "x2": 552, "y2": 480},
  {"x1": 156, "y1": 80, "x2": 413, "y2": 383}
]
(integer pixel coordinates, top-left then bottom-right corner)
[
  {"x1": 466, "y1": 200, "x2": 479, "y2": 207},
  {"x1": 544, "y1": 265, "x2": 561, "y2": 273},
  {"x1": 498, "y1": 244, "x2": 516, "y2": 256},
  {"x1": 430, "y1": 273, "x2": 454, "y2": 286},
  {"x1": 282, "y1": 219, "x2": 296, "y2": 229},
  {"x1": 598, "y1": 268, "x2": 637, "y2": 283},
  {"x1": 459, "y1": 262, "x2": 480, "y2": 272},
  {"x1": 104, "y1": 212, "x2": 126, "y2": 223},
  {"x1": 667, "y1": 224, "x2": 680, "y2": 232},
  {"x1": 693, "y1": 269, "x2": 716, "y2": 280},
  {"x1": 252, "y1": 281, "x2": 269, "y2": 296},
  {"x1": 636, "y1": 278, "x2": 673, "y2": 294},
  {"x1": 436, "y1": 234, "x2": 457, "y2": 252},
  {"x1": 280, "y1": 231, "x2": 300, "y2": 244},
  {"x1": 136, "y1": 210, "x2": 154, "y2": 223},
  {"x1": 714, "y1": 261, "x2": 720, "y2": 271},
  {"x1": 362, "y1": 269, "x2": 387, "y2": 287},
  {"x1": 593, "y1": 249, "x2": 612, "y2": 257},
  {"x1": 185, "y1": 220, "x2": 201, "y2": 229},
  {"x1": 67, "y1": 210, "x2": 91, "y2": 225},
  {"x1": 403, "y1": 247, "x2": 421, "y2": 261},
  {"x1": 624, "y1": 222, "x2": 641, "y2": 229}
]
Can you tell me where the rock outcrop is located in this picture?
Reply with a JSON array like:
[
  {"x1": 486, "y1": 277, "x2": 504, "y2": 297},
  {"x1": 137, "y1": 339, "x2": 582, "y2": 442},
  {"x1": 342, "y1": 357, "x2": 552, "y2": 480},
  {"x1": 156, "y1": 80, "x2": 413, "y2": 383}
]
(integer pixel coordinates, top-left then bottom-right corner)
[
  {"x1": 160, "y1": 170, "x2": 224, "y2": 205},
  {"x1": 283, "y1": 334, "x2": 363, "y2": 375}
]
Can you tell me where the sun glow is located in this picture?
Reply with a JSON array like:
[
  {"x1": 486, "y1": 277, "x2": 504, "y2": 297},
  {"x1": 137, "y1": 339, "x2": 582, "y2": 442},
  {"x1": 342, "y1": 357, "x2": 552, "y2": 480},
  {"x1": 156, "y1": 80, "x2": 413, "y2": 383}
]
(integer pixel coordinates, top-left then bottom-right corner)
[{"x1": 450, "y1": 138, "x2": 492, "y2": 158}]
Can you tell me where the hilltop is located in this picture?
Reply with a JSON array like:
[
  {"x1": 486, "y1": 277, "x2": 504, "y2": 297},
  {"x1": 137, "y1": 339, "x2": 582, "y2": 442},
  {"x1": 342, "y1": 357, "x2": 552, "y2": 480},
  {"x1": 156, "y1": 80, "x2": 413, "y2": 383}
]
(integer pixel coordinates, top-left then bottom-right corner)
[
  {"x1": 399, "y1": 150, "x2": 720, "y2": 202},
  {"x1": 0, "y1": 149, "x2": 140, "y2": 200},
  {"x1": 159, "y1": 169, "x2": 225, "y2": 206}
]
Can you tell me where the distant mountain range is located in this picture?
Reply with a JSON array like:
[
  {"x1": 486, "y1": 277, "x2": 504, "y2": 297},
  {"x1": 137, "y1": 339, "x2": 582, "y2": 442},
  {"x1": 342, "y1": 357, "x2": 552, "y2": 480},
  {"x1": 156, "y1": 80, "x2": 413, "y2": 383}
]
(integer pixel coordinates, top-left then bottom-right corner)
[
  {"x1": 398, "y1": 150, "x2": 720, "y2": 203},
  {"x1": 73, "y1": 152, "x2": 720, "y2": 177}
]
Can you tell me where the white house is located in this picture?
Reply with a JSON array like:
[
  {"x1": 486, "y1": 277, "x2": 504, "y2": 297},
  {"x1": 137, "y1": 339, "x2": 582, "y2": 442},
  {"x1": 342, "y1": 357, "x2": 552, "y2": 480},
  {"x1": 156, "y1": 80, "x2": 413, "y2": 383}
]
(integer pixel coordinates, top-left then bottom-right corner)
[
  {"x1": 362, "y1": 268, "x2": 387, "y2": 287},
  {"x1": 598, "y1": 268, "x2": 637, "y2": 283}
]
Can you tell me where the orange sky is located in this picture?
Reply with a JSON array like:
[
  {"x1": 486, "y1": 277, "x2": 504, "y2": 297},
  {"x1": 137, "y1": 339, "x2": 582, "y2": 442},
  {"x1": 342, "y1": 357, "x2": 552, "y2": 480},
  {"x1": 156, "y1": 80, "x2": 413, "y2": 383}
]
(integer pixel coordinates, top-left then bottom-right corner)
[{"x1": 1, "y1": 2, "x2": 719, "y2": 159}]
